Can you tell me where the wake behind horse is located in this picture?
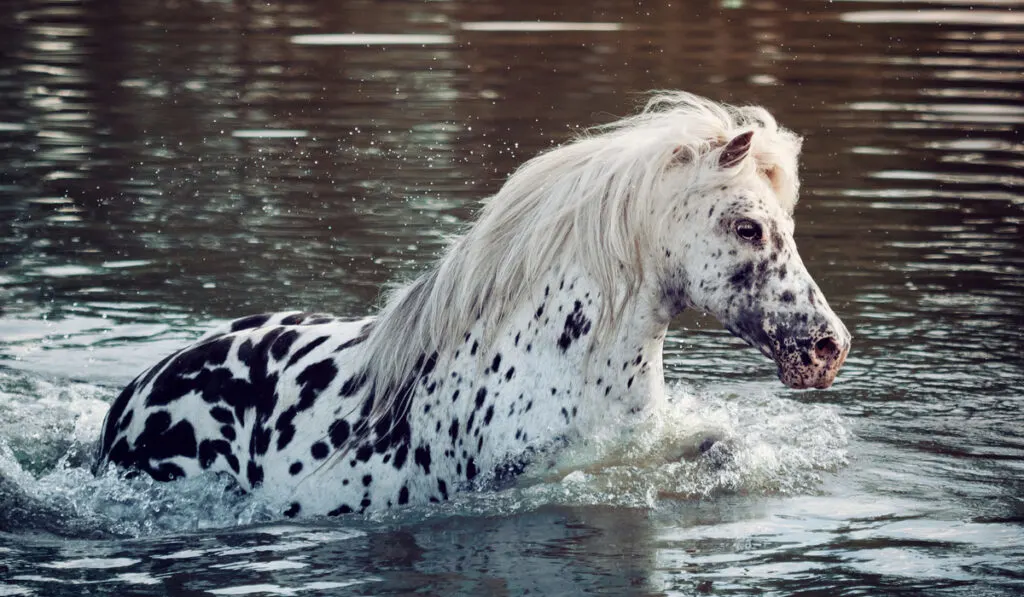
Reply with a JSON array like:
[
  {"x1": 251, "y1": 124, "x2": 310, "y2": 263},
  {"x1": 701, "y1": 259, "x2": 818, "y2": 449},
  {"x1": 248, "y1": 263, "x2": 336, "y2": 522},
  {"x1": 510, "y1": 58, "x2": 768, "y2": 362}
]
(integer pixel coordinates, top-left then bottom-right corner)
[{"x1": 94, "y1": 92, "x2": 851, "y2": 516}]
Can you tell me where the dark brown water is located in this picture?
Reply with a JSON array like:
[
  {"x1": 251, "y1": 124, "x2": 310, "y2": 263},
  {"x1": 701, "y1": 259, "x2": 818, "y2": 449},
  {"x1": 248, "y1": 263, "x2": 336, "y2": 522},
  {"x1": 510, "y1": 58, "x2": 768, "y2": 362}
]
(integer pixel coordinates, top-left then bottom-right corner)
[{"x1": 1, "y1": 0, "x2": 1022, "y2": 595}]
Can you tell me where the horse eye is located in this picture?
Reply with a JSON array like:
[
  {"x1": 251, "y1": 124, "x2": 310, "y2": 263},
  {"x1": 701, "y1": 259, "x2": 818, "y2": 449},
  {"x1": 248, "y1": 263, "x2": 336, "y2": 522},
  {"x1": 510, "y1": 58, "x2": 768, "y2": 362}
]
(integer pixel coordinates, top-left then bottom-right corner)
[{"x1": 734, "y1": 219, "x2": 763, "y2": 242}]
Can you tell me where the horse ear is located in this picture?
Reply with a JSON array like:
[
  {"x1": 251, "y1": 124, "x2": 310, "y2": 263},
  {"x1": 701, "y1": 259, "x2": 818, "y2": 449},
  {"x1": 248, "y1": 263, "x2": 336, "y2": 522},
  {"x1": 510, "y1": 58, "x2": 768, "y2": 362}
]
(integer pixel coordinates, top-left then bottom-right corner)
[{"x1": 719, "y1": 131, "x2": 754, "y2": 169}]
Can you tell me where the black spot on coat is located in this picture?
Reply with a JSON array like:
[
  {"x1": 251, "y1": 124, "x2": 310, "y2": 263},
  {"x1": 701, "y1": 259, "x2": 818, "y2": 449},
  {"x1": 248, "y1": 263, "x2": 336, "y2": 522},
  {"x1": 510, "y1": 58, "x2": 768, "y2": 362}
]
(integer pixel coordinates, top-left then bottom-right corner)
[
  {"x1": 329, "y1": 419, "x2": 350, "y2": 448},
  {"x1": 557, "y1": 301, "x2": 592, "y2": 352},
  {"x1": 246, "y1": 461, "x2": 264, "y2": 487},
  {"x1": 729, "y1": 261, "x2": 755, "y2": 289},
  {"x1": 328, "y1": 504, "x2": 353, "y2": 516},
  {"x1": 310, "y1": 442, "x2": 329, "y2": 460},
  {"x1": 295, "y1": 359, "x2": 337, "y2": 411},
  {"x1": 230, "y1": 314, "x2": 272, "y2": 332},
  {"x1": 270, "y1": 330, "x2": 300, "y2": 361},
  {"x1": 414, "y1": 446, "x2": 432, "y2": 474},
  {"x1": 285, "y1": 336, "x2": 329, "y2": 368}
]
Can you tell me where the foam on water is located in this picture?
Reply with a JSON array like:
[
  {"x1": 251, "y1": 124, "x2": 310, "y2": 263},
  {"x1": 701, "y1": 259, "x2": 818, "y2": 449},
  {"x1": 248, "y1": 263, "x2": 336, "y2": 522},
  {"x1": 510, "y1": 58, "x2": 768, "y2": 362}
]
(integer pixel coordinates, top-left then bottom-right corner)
[
  {"x1": 0, "y1": 442, "x2": 282, "y2": 537},
  {"x1": 0, "y1": 370, "x2": 280, "y2": 537},
  {"x1": 0, "y1": 371, "x2": 109, "y2": 472},
  {"x1": 369, "y1": 384, "x2": 849, "y2": 523},
  {"x1": 0, "y1": 370, "x2": 848, "y2": 536}
]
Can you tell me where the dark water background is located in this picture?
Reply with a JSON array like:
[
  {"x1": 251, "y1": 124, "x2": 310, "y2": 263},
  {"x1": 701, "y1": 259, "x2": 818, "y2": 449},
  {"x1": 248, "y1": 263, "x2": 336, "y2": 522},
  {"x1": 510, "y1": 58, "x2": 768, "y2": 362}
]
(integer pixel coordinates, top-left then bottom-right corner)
[{"x1": 1, "y1": 0, "x2": 1022, "y2": 595}]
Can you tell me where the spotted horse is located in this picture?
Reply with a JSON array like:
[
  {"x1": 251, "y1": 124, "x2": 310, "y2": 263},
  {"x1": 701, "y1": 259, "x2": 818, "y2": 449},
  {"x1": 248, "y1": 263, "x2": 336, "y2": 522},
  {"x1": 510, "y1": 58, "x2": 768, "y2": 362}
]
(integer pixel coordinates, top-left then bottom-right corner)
[{"x1": 94, "y1": 92, "x2": 851, "y2": 517}]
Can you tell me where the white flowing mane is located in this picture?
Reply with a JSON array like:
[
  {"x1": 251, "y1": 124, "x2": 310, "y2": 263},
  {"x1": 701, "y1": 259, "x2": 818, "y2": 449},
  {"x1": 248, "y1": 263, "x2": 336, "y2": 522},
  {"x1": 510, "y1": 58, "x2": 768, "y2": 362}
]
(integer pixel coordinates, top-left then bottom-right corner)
[{"x1": 360, "y1": 91, "x2": 802, "y2": 419}]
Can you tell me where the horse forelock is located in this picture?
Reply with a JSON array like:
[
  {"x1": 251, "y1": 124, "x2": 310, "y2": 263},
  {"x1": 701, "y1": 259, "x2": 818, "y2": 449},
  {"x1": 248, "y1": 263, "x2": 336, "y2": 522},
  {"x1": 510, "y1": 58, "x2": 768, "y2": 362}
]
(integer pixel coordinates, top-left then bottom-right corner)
[{"x1": 358, "y1": 91, "x2": 803, "y2": 426}]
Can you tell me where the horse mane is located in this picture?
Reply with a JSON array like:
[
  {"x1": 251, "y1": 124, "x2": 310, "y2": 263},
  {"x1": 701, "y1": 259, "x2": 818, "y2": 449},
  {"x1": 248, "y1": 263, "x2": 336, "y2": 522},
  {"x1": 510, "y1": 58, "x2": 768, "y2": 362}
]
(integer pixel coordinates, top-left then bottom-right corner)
[{"x1": 357, "y1": 91, "x2": 802, "y2": 423}]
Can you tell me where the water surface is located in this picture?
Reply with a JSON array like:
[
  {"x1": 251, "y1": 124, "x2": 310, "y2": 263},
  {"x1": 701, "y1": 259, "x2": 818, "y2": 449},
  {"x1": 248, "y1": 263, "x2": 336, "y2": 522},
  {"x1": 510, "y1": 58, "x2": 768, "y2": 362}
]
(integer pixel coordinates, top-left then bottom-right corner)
[{"x1": 1, "y1": 0, "x2": 1022, "y2": 594}]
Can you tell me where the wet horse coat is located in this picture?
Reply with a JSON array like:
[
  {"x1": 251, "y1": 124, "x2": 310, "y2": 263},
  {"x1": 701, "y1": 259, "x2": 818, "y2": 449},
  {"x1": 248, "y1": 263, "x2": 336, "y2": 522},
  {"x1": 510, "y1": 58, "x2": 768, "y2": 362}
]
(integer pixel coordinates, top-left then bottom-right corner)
[{"x1": 94, "y1": 92, "x2": 851, "y2": 516}]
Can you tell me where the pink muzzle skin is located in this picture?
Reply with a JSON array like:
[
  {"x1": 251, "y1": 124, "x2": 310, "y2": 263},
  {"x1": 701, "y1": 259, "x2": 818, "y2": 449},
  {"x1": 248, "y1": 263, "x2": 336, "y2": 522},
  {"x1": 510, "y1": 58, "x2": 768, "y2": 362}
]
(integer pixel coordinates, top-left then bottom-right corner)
[{"x1": 776, "y1": 334, "x2": 851, "y2": 390}]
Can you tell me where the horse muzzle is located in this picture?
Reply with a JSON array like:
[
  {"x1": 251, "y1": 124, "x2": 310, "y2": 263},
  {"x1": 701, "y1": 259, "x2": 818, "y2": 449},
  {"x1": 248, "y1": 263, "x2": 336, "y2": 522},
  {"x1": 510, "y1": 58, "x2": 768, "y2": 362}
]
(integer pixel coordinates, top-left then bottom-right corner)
[
  {"x1": 723, "y1": 304, "x2": 852, "y2": 390},
  {"x1": 775, "y1": 332, "x2": 851, "y2": 390}
]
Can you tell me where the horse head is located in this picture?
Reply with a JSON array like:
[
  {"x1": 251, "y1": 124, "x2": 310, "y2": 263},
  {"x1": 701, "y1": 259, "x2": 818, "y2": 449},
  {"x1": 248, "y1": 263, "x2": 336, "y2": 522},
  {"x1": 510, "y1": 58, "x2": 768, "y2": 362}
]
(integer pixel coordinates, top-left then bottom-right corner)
[{"x1": 658, "y1": 129, "x2": 851, "y2": 390}]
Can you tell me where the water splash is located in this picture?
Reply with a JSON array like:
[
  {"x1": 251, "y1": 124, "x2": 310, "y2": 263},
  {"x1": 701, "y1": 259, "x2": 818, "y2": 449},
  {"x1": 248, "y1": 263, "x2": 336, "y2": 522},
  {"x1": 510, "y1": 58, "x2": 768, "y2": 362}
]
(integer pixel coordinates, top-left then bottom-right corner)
[
  {"x1": 0, "y1": 373, "x2": 108, "y2": 477},
  {"x1": 529, "y1": 384, "x2": 849, "y2": 501},
  {"x1": 0, "y1": 371, "x2": 279, "y2": 537},
  {"x1": 0, "y1": 370, "x2": 848, "y2": 535},
  {"x1": 371, "y1": 384, "x2": 850, "y2": 523}
]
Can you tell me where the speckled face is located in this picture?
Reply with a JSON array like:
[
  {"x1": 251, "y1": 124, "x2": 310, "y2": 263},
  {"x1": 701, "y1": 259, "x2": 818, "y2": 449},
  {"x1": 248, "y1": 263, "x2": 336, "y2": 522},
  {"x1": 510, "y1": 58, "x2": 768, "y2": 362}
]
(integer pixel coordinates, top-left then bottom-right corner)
[{"x1": 659, "y1": 134, "x2": 851, "y2": 389}]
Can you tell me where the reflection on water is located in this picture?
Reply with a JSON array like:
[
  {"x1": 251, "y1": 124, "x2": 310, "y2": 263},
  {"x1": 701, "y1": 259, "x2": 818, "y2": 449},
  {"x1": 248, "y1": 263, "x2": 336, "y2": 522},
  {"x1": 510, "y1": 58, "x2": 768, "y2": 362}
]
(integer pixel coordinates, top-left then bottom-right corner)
[{"x1": 1, "y1": 0, "x2": 1023, "y2": 594}]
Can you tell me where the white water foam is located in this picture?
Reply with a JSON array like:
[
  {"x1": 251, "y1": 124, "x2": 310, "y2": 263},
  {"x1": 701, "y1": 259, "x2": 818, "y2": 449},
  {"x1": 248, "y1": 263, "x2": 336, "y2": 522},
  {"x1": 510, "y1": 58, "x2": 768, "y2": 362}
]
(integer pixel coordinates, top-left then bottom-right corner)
[
  {"x1": 370, "y1": 384, "x2": 850, "y2": 523},
  {"x1": 0, "y1": 370, "x2": 848, "y2": 534},
  {"x1": 0, "y1": 371, "x2": 279, "y2": 537}
]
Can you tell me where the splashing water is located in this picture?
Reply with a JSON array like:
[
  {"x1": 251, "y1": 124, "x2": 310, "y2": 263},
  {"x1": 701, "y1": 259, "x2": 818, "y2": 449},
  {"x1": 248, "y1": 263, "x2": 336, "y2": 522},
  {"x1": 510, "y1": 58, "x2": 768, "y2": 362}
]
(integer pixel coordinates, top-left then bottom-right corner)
[
  {"x1": 0, "y1": 370, "x2": 281, "y2": 537},
  {"x1": 369, "y1": 383, "x2": 849, "y2": 524},
  {"x1": 537, "y1": 384, "x2": 849, "y2": 503},
  {"x1": 0, "y1": 370, "x2": 848, "y2": 536},
  {"x1": 0, "y1": 441, "x2": 277, "y2": 537}
]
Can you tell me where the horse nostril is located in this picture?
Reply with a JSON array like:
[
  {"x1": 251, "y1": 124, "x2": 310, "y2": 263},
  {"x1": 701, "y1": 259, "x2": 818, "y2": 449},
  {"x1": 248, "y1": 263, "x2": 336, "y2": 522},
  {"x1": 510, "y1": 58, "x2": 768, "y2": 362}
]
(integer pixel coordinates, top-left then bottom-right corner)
[{"x1": 814, "y1": 337, "x2": 840, "y2": 362}]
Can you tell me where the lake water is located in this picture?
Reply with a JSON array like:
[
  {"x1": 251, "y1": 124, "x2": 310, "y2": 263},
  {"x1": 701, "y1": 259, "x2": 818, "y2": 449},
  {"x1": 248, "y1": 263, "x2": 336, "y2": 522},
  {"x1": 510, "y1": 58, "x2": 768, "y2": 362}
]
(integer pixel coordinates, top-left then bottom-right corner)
[{"x1": 1, "y1": 0, "x2": 1022, "y2": 594}]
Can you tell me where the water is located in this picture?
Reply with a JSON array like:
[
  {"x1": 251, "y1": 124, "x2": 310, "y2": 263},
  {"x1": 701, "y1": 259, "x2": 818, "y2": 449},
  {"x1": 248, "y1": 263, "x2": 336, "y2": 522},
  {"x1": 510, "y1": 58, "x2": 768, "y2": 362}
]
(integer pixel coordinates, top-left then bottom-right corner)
[{"x1": 1, "y1": 0, "x2": 1022, "y2": 594}]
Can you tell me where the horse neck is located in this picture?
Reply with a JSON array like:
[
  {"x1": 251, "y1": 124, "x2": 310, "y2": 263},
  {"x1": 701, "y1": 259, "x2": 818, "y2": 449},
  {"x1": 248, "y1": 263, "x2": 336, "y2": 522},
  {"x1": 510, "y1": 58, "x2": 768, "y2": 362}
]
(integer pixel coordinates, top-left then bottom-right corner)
[
  {"x1": 358, "y1": 250, "x2": 673, "y2": 444},
  {"x1": 477, "y1": 262, "x2": 672, "y2": 425}
]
